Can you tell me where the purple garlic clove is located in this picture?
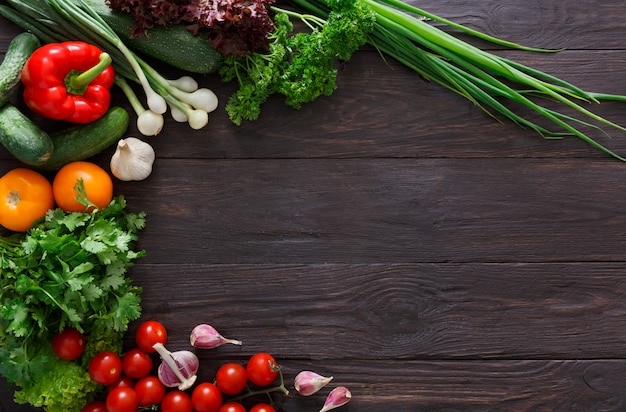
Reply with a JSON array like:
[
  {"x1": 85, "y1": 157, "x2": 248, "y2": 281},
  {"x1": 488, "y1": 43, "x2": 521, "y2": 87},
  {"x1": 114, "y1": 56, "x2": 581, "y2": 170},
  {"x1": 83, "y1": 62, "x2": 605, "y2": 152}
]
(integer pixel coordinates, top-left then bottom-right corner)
[
  {"x1": 190, "y1": 324, "x2": 242, "y2": 349},
  {"x1": 319, "y1": 386, "x2": 352, "y2": 412},
  {"x1": 294, "y1": 371, "x2": 334, "y2": 396},
  {"x1": 153, "y1": 342, "x2": 199, "y2": 390}
]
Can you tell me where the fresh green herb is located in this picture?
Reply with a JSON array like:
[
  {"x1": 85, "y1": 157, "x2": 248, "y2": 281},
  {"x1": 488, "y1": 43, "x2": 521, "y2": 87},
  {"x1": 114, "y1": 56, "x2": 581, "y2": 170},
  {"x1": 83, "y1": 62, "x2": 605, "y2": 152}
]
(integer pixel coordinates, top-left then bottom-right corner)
[
  {"x1": 0, "y1": 191, "x2": 146, "y2": 411},
  {"x1": 220, "y1": 0, "x2": 376, "y2": 125}
]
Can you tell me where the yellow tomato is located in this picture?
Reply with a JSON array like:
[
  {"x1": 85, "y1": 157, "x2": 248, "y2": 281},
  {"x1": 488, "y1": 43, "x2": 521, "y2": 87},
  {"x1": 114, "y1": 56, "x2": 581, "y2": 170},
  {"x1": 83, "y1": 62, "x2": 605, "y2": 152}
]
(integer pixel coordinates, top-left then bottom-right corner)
[
  {"x1": 0, "y1": 168, "x2": 54, "y2": 232},
  {"x1": 53, "y1": 161, "x2": 113, "y2": 212}
]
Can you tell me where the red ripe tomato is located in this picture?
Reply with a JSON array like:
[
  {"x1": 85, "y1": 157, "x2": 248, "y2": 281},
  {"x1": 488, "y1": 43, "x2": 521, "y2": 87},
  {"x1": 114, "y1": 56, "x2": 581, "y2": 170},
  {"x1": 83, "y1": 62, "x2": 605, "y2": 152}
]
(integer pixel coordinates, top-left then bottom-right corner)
[
  {"x1": 81, "y1": 400, "x2": 107, "y2": 412},
  {"x1": 215, "y1": 362, "x2": 247, "y2": 395},
  {"x1": 249, "y1": 404, "x2": 276, "y2": 412},
  {"x1": 191, "y1": 382, "x2": 223, "y2": 412},
  {"x1": 161, "y1": 390, "x2": 193, "y2": 412},
  {"x1": 106, "y1": 375, "x2": 134, "y2": 393},
  {"x1": 134, "y1": 375, "x2": 165, "y2": 407},
  {"x1": 105, "y1": 387, "x2": 138, "y2": 412},
  {"x1": 52, "y1": 327, "x2": 85, "y2": 361},
  {"x1": 218, "y1": 402, "x2": 247, "y2": 412},
  {"x1": 246, "y1": 353, "x2": 279, "y2": 387},
  {"x1": 122, "y1": 348, "x2": 153, "y2": 379},
  {"x1": 88, "y1": 351, "x2": 122, "y2": 385},
  {"x1": 135, "y1": 320, "x2": 167, "y2": 353}
]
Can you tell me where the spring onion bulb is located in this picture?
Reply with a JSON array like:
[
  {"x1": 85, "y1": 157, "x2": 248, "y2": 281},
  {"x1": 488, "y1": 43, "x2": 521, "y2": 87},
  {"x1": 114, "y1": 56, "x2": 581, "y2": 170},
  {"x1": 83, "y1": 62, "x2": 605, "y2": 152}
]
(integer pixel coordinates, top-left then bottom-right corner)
[
  {"x1": 168, "y1": 76, "x2": 199, "y2": 93},
  {"x1": 115, "y1": 76, "x2": 164, "y2": 136},
  {"x1": 168, "y1": 102, "x2": 190, "y2": 123}
]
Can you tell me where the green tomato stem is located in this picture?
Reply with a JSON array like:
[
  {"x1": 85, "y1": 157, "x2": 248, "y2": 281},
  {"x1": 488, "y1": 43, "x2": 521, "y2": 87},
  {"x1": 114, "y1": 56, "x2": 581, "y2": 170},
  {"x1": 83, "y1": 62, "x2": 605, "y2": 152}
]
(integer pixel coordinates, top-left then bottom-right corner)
[{"x1": 228, "y1": 369, "x2": 290, "y2": 402}]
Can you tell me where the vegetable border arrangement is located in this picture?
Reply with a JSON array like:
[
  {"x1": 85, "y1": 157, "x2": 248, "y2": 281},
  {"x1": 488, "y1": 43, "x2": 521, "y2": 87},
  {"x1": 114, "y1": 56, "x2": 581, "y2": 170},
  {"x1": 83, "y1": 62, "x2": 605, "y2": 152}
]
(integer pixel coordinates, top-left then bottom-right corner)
[
  {"x1": 1, "y1": 0, "x2": 626, "y2": 161},
  {"x1": 2, "y1": 0, "x2": 626, "y2": 410}
]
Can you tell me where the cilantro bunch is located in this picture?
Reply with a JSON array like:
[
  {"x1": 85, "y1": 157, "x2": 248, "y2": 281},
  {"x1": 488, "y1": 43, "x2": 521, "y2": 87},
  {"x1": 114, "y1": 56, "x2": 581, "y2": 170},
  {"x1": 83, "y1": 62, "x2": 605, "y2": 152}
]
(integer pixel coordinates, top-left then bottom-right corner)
[
  {"x1": 219, "y1": 0, "x2": 376, "y2": 125},
  {"x1": 0, "y1": 196, "x2": 146, "y2": 411}
]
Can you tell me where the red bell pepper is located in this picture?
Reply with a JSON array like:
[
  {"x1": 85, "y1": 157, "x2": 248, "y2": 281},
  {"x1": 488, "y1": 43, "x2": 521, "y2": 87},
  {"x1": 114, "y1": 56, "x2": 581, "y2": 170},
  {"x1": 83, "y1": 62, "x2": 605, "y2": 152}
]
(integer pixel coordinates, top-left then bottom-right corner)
[{"x1": 21, "y1": 41, "x2": 115, "y2": 124}]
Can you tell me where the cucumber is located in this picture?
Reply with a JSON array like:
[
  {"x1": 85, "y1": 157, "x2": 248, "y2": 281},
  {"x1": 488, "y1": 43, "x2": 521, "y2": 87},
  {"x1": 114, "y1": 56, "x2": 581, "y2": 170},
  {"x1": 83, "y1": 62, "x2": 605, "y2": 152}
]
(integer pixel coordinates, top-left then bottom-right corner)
[
  {"x1": 38, "y1": 106, "x2": 130, "y2": 171},
  {"x1": 0, "y1": 104, "x2": 54, "y2": 166},
  {"x1": 0, "y1": 32, "x2": 40, "y2": 108},
  {"x1": 79, "y1": 0, "x2": 223, "y2": 74}
]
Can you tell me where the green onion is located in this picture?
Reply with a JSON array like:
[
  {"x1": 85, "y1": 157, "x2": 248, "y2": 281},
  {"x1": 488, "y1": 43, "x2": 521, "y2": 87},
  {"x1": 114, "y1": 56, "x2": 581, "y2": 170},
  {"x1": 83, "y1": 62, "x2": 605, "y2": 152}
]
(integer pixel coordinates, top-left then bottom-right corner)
[{"x1": 289, "y1": 0, "x2": 626, "y2": 161}]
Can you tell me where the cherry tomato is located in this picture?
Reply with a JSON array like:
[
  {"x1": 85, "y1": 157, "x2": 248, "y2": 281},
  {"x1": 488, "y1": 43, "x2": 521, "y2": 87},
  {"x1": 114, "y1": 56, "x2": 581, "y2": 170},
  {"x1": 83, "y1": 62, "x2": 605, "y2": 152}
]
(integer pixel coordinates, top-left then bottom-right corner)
[
  {"x1": 88, "y1": 351, "x2": 122, "y2": 385},
  {"x1": 191, "y1": 382, "x2": 223, "y2": 412},
  {"x1": 134, "y1": 375, "x2": 166, "y2": 407},
  {"x1": 218, "y1": 402, "x2": 247, "y2": 412},
  {"x1": 107, "y1": 375, "x2": 135, "y2": 393},
  {"x1": 135, "y1": 320, "x2": 167, "y2": 353},
  {"x1": 0, "y1": 168, "x2": 53, "y2": 232},
  {"x1": 52, "y1": 161, "x2": 113, "y2": 212},
  {"x1": 246, "y1": 353, "x2": 279, "y2": 387},
  {"x1": 122, "y1": 348, "x2": 153, "y2": 379},
  {"x1": 249, "y1": 404, "x2": 276, "y2": 412},
  {"x1": 161, "y1": 390, "x2": 193, "y2": 412},
  {"x1": 81, "y1": 400, "x2": 107, "y2": 412},
  {"x1": 106, "y1": 387, "x2": 138, "y2": 412},
  {"x1": 215, "y1": 362, "x2": 247, "y2": 395},
  {"x1": 51, "y1": 327, "x2": 85, "y2": 361}
]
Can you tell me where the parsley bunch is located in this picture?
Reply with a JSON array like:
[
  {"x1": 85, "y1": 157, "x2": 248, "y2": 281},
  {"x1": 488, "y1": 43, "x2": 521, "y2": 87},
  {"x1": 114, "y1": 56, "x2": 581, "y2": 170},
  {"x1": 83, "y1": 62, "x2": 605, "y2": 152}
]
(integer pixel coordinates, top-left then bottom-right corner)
[
  {"x1": 0, "y1": 196, "x2": 146, "y2": 411},
  {"x1": 220, "y1": 0, "x2": 375, "y2": 125}
]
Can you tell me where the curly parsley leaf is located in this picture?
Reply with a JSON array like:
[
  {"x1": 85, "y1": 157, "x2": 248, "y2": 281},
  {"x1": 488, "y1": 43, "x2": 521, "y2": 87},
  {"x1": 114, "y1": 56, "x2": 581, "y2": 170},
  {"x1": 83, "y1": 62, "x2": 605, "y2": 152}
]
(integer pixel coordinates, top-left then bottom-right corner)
[{"x1": 220, "y1": 0, "x2": 375, "y2": 124}]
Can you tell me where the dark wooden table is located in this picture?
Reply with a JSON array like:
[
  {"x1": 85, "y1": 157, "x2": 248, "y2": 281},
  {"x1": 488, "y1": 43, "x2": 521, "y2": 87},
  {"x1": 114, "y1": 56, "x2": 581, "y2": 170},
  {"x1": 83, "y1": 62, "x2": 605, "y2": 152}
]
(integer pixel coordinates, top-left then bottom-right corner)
[{"x1": 3, "y1": 1, "x2": 626, "y2": 411}]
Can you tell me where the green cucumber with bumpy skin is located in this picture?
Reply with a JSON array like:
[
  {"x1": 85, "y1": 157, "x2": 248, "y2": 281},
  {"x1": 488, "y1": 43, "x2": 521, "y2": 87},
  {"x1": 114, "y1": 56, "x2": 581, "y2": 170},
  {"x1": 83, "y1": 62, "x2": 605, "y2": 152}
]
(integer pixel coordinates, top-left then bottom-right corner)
[
  {"x1": 38, "y1": 106, "x2": 130, "y2": 171},
  {"x1": 0, "y1": 104, "x2": 54, "y2": 166},
  {"x1": 79, "y1": 0, "x2": 223, "y2": 74},
  {"x1": 0, "y1": 32, "x2": 40, "y2": 108}
]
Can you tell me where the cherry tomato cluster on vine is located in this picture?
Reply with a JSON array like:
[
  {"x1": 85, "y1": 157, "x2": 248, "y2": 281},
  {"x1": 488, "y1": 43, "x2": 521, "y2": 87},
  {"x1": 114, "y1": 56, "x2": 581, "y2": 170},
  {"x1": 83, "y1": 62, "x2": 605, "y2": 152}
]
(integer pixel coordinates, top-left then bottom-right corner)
[{"x1": 62, "y1": 320, "x2": 282, "y2": 412}]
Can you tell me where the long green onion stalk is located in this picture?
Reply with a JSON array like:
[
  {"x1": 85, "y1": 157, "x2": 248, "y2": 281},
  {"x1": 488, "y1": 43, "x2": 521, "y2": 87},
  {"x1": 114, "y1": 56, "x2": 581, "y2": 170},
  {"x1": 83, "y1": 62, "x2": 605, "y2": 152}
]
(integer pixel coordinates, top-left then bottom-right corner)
[{"x1": 289, "y1": 0, "x2": 626, "y2": 161}]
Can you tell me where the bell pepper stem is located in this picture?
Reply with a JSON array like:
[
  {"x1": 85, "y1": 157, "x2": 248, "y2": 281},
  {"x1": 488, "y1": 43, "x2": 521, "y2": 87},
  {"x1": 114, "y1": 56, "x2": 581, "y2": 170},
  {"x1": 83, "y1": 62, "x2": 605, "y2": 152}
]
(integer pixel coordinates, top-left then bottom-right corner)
[{"x1": 65, "y1": 52, "x2": 112, "y2": 94}]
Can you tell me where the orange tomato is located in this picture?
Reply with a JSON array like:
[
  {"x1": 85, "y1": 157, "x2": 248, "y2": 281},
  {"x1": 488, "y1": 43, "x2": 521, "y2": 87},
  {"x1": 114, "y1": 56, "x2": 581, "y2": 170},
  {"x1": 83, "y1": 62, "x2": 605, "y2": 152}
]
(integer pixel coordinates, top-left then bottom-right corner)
[
  {"x1": 53, "y1": 161, "x2": 113, "y2": 212},
  {"x1": 0, "y1": 168, "x2": 54, "y2": 232}
]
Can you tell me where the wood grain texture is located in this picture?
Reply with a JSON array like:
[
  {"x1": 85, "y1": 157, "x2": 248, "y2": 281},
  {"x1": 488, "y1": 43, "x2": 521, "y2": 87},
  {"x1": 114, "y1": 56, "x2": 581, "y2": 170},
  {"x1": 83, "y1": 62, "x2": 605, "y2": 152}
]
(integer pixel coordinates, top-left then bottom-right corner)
[
  {"x1": 77, "y1": 158, "x2": 626, "y2": 265},
  {"x1": 2, "y1": 0, "x2": 626, "y2": 411}
]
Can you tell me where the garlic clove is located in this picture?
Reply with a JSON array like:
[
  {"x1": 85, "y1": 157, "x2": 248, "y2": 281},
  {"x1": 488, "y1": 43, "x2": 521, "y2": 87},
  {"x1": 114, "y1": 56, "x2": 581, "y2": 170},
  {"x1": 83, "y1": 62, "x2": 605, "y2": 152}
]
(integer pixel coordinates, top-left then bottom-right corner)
[
  {"x1": 110, "y1": 137, "x2": 156, "y2": 181},
  {"x1": 294, "y1": 371, "x2": 333, "y2": 396},
  {"x1": 190, "y1": 324, "x2": 242, "y2": 349},
  {"x1": 319, "y1": 387, "x2": 352, "y2": 412}
]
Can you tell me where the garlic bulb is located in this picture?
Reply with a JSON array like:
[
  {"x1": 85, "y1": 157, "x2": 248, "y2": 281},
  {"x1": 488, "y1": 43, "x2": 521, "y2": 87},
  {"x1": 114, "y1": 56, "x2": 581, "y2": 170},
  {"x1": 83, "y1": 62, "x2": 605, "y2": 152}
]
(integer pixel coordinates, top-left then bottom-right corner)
[
  {"x1": 153, "y1": 342, "x2": 199, "y2": 390},
  {"x1": 110, "y1": 137, "x2": 156, "y2": 181}
]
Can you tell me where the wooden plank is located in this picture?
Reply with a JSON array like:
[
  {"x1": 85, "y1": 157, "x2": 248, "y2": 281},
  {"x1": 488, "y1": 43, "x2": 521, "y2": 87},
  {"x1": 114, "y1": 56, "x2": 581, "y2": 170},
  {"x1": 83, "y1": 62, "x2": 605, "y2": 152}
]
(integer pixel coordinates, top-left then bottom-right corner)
[
  {"x1": 36, "y1": 157, "x2": 624, "y2": 265},
  {"x1": 128, "y1": 263, "x2": 626, "y2": 360},
  {"x1": 404, "y1": 0, "x2": 626, "y2": 50}
]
